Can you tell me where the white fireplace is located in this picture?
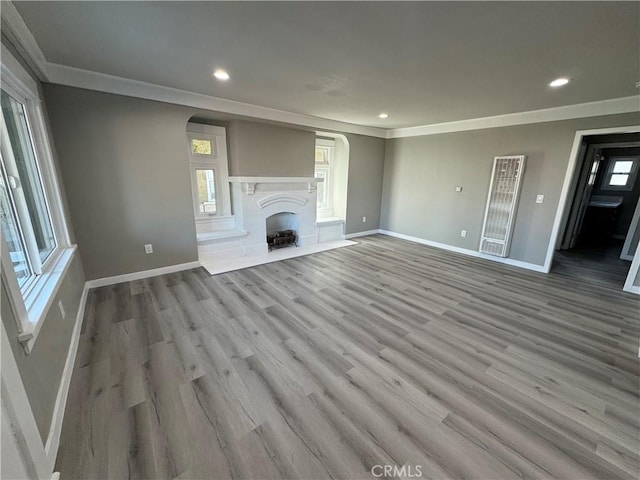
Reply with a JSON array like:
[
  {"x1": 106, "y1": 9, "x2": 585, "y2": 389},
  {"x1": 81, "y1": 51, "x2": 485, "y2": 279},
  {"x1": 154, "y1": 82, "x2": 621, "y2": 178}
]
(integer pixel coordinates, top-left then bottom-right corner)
[
  {"x1": 230, "y1": 176, "x2": 321, "y2": 256},
  {"x1": 198, "y1": 176, "x2": 355, "y2": 273}
]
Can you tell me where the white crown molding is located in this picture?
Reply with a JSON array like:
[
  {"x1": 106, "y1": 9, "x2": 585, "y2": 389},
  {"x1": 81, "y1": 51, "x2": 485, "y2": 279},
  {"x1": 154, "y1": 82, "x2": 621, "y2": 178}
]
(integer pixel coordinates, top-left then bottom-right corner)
[
  {"x1": 45, "y1": 62, "x2": 388, "y2": 138},
  {"x1": 4, "y1": 1, "x2": 636, "y2": 140},
  {"x1": 0, "y1": 1, "x2": 49, "y2": 81},
  {"x1": 387, "y1": 96, "x2": 640, "y2": 139}
]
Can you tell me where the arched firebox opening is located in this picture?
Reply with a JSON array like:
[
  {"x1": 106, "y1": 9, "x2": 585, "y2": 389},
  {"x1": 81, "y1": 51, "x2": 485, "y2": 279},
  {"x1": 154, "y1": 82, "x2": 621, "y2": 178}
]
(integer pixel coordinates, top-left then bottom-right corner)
[{"x1": 266, "y1": 212, "x2": 300, "y2": 251}]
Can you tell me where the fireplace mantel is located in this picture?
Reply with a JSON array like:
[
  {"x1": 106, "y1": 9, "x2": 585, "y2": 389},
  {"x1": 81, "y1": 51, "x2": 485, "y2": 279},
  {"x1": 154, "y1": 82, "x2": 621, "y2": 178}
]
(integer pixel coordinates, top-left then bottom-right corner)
[{"x1": 229, "y1": 176, "x2": 323, "y2": 195}]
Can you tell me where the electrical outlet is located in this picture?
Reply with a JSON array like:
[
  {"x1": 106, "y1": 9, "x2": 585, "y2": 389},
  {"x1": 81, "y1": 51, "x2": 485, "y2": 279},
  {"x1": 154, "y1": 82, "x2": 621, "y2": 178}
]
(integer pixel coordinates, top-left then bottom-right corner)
[
  {"x1": 144, "y1": 244, "x2": 153, "y2": 254},
  {"x1": 455, "y1": 186, "x2": 463, "y2": 192},
  {"x1": 461, "y1": 230, "x2": 467, "y2": 238},
  {"x1": 536, "y1": 194, "x2": 544, "y2": 204},
  {"x1": 362, "y1": 216, "x2": 367, "y2": 223},
  {"x1": 58, "y1": 300, "x2": 65, "y2": 318}
]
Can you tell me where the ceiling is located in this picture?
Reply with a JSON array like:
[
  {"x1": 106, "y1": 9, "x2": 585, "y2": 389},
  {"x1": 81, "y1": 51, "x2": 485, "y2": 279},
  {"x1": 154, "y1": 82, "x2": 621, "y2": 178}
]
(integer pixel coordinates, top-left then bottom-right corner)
[{"x1": 13, "y1": 1, "x2": 640, "y2": 129}]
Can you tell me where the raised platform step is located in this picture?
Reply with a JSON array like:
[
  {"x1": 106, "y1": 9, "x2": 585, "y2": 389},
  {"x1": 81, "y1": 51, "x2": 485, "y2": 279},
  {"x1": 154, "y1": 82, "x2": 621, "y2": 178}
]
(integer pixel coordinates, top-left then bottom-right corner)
[{"x1": 201, "y1": 239, "x2": 357, "y2": 275}]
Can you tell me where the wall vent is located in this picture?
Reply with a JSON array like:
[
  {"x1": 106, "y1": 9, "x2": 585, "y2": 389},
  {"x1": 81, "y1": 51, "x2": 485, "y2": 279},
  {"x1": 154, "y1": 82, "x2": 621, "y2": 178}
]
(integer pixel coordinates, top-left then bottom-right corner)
[{"x1": 479, "y1": 155, "x2": 526, "y2": 257}]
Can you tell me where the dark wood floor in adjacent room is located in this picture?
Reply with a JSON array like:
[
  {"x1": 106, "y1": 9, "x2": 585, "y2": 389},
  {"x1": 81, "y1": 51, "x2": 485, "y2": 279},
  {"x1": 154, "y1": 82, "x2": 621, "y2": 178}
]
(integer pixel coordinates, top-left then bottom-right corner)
[{"x1": 56, "y1": 235, "x2": 640, "y2": 480}]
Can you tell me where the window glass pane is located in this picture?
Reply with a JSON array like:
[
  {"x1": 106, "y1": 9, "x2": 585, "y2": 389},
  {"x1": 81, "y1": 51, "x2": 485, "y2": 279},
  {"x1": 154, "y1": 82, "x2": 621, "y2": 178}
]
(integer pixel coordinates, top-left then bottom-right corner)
[
  {"x1": 315, "y1": 147, "x2": 328, "y2": 164},
  {"x1": 191, "y1": 139, "x2": 212, "y2": 155},
  {"x1": 612, "y1": 160, "x2": 633, "y2": 174},
  {"x1": 609, "y1": 174, "x2": 629, "y2": 186},
  {"x1": 1, "y1": 90, "x2": 56, "y2": 263},
  {"x1": 0, "y1": 172, "x2": 32, "y2": 286},
  {"x1": 315, "y1": 169, "x2": 328, "y2": 208},
  {"x1": 196, "y1": 169, "x2": 217, "y2": 214}
]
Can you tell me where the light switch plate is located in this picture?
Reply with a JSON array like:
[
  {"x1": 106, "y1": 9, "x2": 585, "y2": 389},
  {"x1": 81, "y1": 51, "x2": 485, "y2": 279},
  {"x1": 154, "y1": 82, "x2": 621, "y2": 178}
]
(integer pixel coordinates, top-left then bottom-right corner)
[{"x1": 536, "y1": 194, "x2": 544, "y2": 204}]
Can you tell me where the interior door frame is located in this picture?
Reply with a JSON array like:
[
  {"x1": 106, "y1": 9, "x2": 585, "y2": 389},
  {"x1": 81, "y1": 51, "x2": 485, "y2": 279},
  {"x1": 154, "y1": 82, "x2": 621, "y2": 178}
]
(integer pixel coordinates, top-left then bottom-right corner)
[
  {"x1": 544, "y1": 125, "x2": 640, "y2": 294},
  {"x1": 560, "y1": 140, "x2": 640, "y2": 250},
  {"x1": 620, "y1": 179, "x2": 640, "y2": 261}
]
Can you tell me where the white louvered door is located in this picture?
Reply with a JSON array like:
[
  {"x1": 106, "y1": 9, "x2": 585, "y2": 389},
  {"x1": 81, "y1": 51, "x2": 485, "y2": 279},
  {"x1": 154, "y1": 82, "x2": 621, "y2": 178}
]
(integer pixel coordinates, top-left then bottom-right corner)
[{"x1": 479, "y1": 155, "x2": 526, "y2": 257}]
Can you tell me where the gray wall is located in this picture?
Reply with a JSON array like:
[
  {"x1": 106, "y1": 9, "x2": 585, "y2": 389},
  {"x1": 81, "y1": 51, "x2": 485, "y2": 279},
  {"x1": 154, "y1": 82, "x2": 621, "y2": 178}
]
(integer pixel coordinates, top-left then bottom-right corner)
[
  {"x1": 381, "y1": 112, "x2": 640, "y2": 266},
  {"x1": 344, "y1": 133, "x2": 386, "y2": 234},
  {"x1": 2, "y1": 253, "x2": 85, "y2": 442},
  {"x1": 43, "y1": 85, "x2": 200, "y2": 280},
  {"x1": 43, "y1": 85, "x2": 388, "y2": 279},
  {"x1": 228, "y1": 120, "x2": 315, "y2": 177}
]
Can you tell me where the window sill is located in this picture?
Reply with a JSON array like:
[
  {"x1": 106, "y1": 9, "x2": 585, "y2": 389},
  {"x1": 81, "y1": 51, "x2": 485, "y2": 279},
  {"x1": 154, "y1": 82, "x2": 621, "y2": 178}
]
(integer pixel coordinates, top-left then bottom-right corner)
[{"x1": 18, "y1": 245, "x2": 77, "y2": 353}]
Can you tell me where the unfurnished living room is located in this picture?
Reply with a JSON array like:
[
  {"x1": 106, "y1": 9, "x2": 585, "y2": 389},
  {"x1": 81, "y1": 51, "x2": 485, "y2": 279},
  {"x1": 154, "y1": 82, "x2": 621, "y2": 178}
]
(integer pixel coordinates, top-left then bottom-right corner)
[{"x1": 1, "y1": 1, "x2": 639, "y2": 479}]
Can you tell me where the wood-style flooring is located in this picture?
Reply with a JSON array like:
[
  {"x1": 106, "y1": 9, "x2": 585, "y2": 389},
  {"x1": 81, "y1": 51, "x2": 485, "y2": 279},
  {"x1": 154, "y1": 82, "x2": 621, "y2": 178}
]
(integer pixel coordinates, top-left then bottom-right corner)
[
  {"x1": 552, "y1": 240, "x2": 632, "y2": 291},
  {"x1": 56, "y1": 235, "x2": 640, "y2": 479}
]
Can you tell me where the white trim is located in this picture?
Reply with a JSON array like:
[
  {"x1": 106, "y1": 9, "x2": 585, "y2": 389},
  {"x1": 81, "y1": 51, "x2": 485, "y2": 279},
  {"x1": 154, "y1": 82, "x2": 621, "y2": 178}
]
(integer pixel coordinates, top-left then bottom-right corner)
[
  {"x1": 45, "y1": 62, "x2": 387, "y2": 139},
  {"x1": 544, "y1": 125, "x2": 640, "y2": 275},
  {"x1": 229, "y1": 176, "x2": 320, "y2": 183},
  {"x1": 0, "y1": 1, "x2": 49, "y2": 81},
  {"x1": 379, "y1": 229, "x2": 547, "y2": 273},
  {"x1": 1, "y1": 319, "x2": 50, "y2": 480},
  {"x1": 345, "y1": 229, "x2": 381, "y2": 239},
  {"x1": 85, "y1": 261, "x2": 201, "y2": 289},
  {"x1": 621, "y1": 196, "x2": 640, "y2": 261},
  {"x1": 46, "y1": 61, "x2": 639, "y2": 140},
  {"x1": 0, "y1": 44, "x2": 39, "y2": 100},
  {"x1": 43, "y1": 283, "x2": 89, "y2": 467},
  {"x1": 623, "y1": 247, "x2": 640, "y2": 294},
  {"x1": 22, "y1": 247, "x2": 77, "y2": 352},
  {"x1": 387, "y1": 96, "x2": 640, "y2": 138}
]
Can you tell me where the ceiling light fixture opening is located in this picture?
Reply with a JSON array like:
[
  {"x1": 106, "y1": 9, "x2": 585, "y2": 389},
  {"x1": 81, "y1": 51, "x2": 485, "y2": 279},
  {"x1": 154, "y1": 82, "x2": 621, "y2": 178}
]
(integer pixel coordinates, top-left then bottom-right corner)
[
  {"x1": 549, "y1": 77, "x2": 570, "y2": 87},
  {"x1": 378, "y1": 113, "x2": 389, "y2": 119},
  {"x1": 213, "y1": 69, "x2": 230, "y2": 81}
]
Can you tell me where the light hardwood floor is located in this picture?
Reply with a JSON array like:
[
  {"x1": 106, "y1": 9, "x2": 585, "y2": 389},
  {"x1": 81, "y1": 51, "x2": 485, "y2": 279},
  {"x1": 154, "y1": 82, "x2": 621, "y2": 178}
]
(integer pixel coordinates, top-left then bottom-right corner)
[{"x1": 56, "y1": 235, "x2": 640, "y2": 479}]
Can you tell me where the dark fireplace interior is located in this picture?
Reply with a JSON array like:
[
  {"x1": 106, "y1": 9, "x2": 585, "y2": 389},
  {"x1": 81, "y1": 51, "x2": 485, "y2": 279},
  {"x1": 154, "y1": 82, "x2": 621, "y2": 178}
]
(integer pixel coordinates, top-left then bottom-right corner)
[{"x1": 266, "y1": 212, "x2": 300, "y2": 251}]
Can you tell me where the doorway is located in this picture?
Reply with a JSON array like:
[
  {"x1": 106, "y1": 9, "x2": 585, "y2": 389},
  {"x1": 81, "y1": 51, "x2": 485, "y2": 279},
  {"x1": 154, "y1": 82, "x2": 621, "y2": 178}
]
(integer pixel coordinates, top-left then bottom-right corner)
[{"x1": 555, "y1": 132, "x2": 640, "y2": 289}]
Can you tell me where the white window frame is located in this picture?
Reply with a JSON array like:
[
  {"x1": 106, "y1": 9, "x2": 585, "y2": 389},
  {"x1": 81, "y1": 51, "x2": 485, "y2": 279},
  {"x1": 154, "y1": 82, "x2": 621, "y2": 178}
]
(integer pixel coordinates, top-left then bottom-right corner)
[
  {"x1": 601, "y1": 156, "x2": 639, "y2": 191},
  {"x1": 315, "y1": 138, "x2": 335, "y2": 218},
  {"x1": 0, "y1": 45, "x2": 76, "y2": 354},
  {"x1": 186, "y1": 124, "x2": 231, "y2": 220}
]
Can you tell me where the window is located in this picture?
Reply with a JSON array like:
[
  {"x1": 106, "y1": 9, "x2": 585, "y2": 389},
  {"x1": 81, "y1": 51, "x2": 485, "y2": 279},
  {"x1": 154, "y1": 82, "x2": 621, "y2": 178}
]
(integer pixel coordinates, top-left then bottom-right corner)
[
  {"x1": 195, "y1": 168, "x2": 217, "y2": 214},
  {"x1": 186, "y1": 124, "x2": 231, "y2": 220},
  {"x1": 1, "y1": 48, "x2": 74, "y2": 352},
  {"x1": 315, "y1": 139, "x2": 334, "y2": 216},
  {"x1": 602, "y1": 157, "x2": 638, "y2": 191},
  {"x1": 191, "y1": 138, "x2": 213, "y2": 156}
]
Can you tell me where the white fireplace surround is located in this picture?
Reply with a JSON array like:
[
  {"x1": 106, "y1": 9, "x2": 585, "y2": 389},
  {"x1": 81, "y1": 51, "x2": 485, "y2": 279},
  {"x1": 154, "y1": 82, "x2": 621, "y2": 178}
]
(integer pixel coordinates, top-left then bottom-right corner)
[
  {"x1": 197, "y1": 176, "x2": 355, "y2": 274},
  {"x1": 230, "y1": 176, "x2": 322, "y2": 255}
]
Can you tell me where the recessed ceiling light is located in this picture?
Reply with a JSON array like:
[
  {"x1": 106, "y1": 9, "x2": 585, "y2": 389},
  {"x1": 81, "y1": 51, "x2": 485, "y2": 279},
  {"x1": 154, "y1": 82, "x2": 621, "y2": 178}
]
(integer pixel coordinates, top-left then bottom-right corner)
[
  {"x1": 549, "y1": 77, "x2": 570, "y2": 87},
  {"x1": 213, "y1": 69, "x2": 230, "y2": 81},
  {"x1": 378, "y1": 113, "x2": 389, "y2": 119}
]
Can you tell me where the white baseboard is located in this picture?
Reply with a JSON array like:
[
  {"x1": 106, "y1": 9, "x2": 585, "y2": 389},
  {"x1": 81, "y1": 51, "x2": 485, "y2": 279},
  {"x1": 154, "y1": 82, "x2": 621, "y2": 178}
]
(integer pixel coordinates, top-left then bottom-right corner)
[
  {"x1": 44, "y1": 282, "x2": 89, "y2": 467},
  {"x1": 378, "y1": 229, "x2": 547, "y2": 273},
  {"x1": 85, "y1": 261, "x2": 202, "y2": 288},
  {"x1": 345, "y1": 229, "x2": 381, "y2": 239}
]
